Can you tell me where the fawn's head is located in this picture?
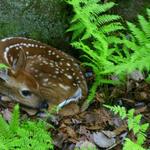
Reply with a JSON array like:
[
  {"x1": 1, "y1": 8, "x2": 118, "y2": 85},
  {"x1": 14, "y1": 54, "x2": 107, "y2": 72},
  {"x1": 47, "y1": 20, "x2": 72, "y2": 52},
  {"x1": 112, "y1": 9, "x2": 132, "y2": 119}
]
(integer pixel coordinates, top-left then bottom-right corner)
[{"x1": 0, "y1": 48, "x2": 48, "y2": 110}]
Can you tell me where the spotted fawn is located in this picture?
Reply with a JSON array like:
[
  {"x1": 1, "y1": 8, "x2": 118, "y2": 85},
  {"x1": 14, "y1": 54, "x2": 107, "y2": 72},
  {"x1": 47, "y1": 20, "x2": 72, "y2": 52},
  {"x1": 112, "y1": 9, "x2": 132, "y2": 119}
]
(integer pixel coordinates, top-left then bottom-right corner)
[{"x1": 0, "y1": 37, "x2": 88, "y2": 114}]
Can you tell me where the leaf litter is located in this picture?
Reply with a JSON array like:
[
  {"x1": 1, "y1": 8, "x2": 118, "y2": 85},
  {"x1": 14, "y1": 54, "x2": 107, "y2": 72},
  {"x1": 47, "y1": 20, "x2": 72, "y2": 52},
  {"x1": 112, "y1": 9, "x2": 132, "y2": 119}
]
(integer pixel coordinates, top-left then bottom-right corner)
[{"x1": 0, "y1": 71, "x2": 150, "y2": 149}]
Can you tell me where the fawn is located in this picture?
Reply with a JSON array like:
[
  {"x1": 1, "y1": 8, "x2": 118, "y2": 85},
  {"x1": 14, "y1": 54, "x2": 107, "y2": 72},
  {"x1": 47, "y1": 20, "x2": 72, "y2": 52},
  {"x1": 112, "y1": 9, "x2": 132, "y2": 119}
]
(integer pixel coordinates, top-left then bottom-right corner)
[{"x1": 0, "y1": 37, "x2": 88, "y2": 115}]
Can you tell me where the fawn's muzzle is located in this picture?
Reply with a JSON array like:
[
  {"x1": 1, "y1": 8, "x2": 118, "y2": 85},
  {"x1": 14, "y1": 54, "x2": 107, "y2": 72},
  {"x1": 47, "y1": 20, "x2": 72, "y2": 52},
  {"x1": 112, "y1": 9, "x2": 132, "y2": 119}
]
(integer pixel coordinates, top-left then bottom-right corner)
[{"x1": 39, "y1": 101, "x2": 49, "y2": 109}]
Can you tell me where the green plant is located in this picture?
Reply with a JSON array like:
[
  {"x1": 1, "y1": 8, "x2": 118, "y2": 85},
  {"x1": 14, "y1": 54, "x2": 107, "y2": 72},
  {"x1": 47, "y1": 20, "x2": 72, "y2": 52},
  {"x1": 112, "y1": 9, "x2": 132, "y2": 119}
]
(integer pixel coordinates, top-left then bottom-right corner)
[
  {"x1": 0, "y1": 105, "x2": 54, "y2": 150},
  {"x1": 113, "y1": 8, "x2": 150, "y2": 75},
  {"x1": 0, "y1": 64, "x2": 8, "y2": 70},
  {"x1": 65, "y1": 0, "x2": 125, "y2": 103},
  {"x1": 104, "y1": 105, "x2": 149, "y2": 150},
  {"x1": 66, "y1": 0, "x2": 150, "y2": 105}
]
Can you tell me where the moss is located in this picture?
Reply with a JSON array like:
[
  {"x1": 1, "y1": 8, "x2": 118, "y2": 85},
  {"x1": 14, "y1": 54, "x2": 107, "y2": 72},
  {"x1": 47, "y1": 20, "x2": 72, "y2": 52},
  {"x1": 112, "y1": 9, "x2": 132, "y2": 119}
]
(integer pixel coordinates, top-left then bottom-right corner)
[{"x1": 0, "y1": 0, "x2": 70, "y2": 50}]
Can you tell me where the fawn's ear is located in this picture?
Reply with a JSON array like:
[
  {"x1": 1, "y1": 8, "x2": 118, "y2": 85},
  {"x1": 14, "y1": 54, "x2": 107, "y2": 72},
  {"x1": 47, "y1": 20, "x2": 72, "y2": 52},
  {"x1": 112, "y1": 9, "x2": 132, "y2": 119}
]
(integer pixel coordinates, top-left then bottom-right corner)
[{"x1": 11, "y1": 48, "x2": 26, "y2": 75}]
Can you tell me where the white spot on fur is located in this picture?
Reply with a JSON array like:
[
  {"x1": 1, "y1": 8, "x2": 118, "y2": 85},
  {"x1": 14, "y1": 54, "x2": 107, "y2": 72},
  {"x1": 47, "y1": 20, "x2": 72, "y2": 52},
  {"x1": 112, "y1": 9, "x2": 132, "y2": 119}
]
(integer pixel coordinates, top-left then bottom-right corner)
[
  {"x1": 43, "y1": 78, "x2": 49, "y2": 82},
  {"x1": 56, "y1": 55, "x2": 59, "y2": 58},
  {"x1": 65, "y1": 74, "x2": 72, "y2": 79},
  {"x1": 26, "y1": 51, "x2": 29, "y2": 55},
  {"x1": 73, "y1": 83, "x2": 77, "y2": 86},
  {"x1": 55, "y1": 71, "x2": 59, "y2": 74},
  {"x1": 59, "y1": 84, "x2": 70, "y2": 90},
  {"x1": 4, "y1": 47, "x2": 10, "y2": 63},
  {"x1": 66, "y1": 63, "x2": 71, "y2": 66}
]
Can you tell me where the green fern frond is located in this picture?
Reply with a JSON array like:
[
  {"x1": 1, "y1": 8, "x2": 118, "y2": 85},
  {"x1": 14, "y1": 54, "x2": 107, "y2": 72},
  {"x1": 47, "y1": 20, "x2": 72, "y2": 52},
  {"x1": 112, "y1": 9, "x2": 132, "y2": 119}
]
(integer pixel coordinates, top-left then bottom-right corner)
[
  {"x1": 81, "y1": 30, "x2": 91, "y2": 40},
  {"x1": 127, "y1": 22, "x2": 147, "y2": 44},
  {"x1": 71, "y1": 41, "x2": 100, "y2": 61},
  {"x1": 0, "y1": 116, "x2": 10, "y2": 138},
  {"x1": 114, "y1": 9, "x2": 150, "y2": 75},
  {"x1": 138, "y1": 15, "x2": 150, "y2": 38},
  {"x1": 97, "y1": 14, "x2": 121, "y2": 25},
  {"x1": 67, "y1": 0, "x2": 123, "y2": 41},
  {"x1": 107, "y1": 35, "x2": 123, "y2": 44},
  {"x1": 66, "y1": 21, "x2": 84, "y2": 32},
  {"x1": 123, "y1": 138, "x2": 145, "y2": 150},
  {"x1": 9, "y1": 104, "x2": 20, "y2": 132},
  {"x1": 146, "y1": 8, "x2": 150, "y2": 21},
  {"x1": 0, "y1": 63, "x2": 8, "y2": 70},
  {"x1": 105, "y1": 105, "x2": 149, "y2": 150},
  {"x1": 104, "y1": 105, "x2": 127, "y2": 119},
  {"x1": 123, "y1": 39, "x2": 139, "y2": 52},
  {"x1": 101, "y1": 22, "x2": 124, "y2": 34},
  {"x1": 87, "y1": 75, "x2": 100, "y2": 102},
  {"x1": 0, "y1": 105, "x2": 54, "y2": 150},
  {"x1": 81, "y1": 55, "x2": 100, "y2": 69},
  {"x1": 94, "y1": 2, "x2": 115, "y2": 14}
]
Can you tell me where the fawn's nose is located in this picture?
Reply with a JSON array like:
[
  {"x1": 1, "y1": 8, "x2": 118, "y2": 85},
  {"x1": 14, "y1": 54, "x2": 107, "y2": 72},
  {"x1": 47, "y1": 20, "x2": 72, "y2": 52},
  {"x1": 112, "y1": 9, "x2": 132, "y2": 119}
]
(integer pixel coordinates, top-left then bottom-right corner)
[{"x1": 39, "y1": 101, "x2": 49, "y2": 109}]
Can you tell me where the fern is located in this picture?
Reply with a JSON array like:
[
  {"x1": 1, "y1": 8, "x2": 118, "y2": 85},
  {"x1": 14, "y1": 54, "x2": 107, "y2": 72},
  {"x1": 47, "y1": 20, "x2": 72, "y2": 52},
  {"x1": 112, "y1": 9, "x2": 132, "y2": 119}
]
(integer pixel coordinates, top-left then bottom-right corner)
[
  {"x1": 0, "y1": 64, "x2": 8, "y2": 70},
  {"x1": 9, "y1": 104, "x2": 20, "y2": 132},
  {"x1": 66, "y1": 0, "x2": 124, "y2": 40},
  {"x1": 104, "y1": 105, "x2": 149, "y2": 150},
  {"x1": 114, "y1": 9, "x2": 150, "y2": 75},
  {"x1": 66, "y1": 0, "x2": 150, "y2": 105},
  {"x1": 0, "y1": 105, "x2": 54, "y2": 150},
  {"x1": 123, "y1": 138, "x2": 145, "y2": 150},
  {"x1": 66, "y1": 0, "x2": 124, "y2": 103}
]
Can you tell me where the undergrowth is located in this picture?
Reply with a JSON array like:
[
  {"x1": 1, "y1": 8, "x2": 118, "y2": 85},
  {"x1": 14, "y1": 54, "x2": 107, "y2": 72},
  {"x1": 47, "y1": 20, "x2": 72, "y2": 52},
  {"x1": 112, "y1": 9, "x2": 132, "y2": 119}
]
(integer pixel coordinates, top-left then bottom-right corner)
[
  {"x1": 104, "y1": 105, "x2": 149, "y2": 150},
  {"x1": 0, "y1": 105, "x2": 54, "y2": 150},
  {"x1": 65, "y1": 0, "x2": 124, "y2": 102},
  {"x1": 113, "y1": 8, "x2": 150, "y2": 75},
  {"x1": 65, "y1": 0, "x2": 150, "y2": 103}
]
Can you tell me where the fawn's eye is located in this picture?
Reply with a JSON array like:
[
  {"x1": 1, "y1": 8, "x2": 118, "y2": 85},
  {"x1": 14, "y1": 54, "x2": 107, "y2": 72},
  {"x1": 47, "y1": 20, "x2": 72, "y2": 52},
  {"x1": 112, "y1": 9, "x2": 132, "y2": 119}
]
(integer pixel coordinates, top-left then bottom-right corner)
[{"x1": 20, "y1": 90, "x2": 32, "y2": 97}]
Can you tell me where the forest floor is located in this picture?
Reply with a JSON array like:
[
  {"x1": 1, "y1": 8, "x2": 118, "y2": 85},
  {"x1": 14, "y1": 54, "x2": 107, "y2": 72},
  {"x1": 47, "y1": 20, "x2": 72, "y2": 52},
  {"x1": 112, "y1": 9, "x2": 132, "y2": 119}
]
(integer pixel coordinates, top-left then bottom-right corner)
[
  {"x1": 0, "y1": 71, "x2": 150, "y2": 150},
  {"x1": 50, "y1": 76, "x2": 150, "y2": 150}
]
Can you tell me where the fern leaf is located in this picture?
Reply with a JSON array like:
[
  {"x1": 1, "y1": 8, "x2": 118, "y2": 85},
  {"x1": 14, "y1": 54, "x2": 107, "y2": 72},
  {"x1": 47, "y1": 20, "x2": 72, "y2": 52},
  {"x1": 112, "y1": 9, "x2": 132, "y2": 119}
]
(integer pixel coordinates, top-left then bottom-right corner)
[
  {"x1": 123, "y1": 39, "x2": 139, "y2": 52},
  {"x1": 100, "y1": 22, "x2": 124, "y2": 34},
  {"x1": 67, "y1": 21, "x2": 85, "y2": 40},
  {"x1": 0, "y1": 115, "x2": 10, "y2": 138},
  {"x1": 96, "y1": 2, "x2": 115, "y2": 14},
  {"x1": 81, "y1": 55, "x2": 99, "y2": 68},
  {"x1": 0, "y1": 140, "x2": 8, "y2": 150},
  {"x1": 70, "y1": 14, "x2": 80, "y2": 23},
  {"x1": 107, "y1": 36, "x2": 123, "y2": 44},
  {"x1": 81, "y1": 29, "x2": 91, "y2": 40},
  {"x1": 127, "y1": 21, "x2": 147, "y2": 44},
  {"x1": 67, "y1": 21, "x2": 84, "y2": 32},
  {"x1": 71, "y1": 41, "x2": 100, "y2": 61},
  {"x1": 132, "y1": 115, "x2": 142, "y2": 134},
  {"x1": 136, "y1": 132, "x2": 147, "y2": 146},
  {"x1": 123, "y1": 138, "x2": 145, "y2": 150},
  {"x1": 99, "y1": 78, "x2": 121, "y2": 85},
  {"x1": 140, "y1": 123, "x2": 149, "y2": 132},
  {"x1": 97, "y1": 14, "x2": 121, "y2": 25},
  {"x1": 0, "y1": 64, "x2": 9, "y2": 70},
  {"x1": 147, "y1": 8, "x2": 150, "y2": 21},
  {"x1": 9, "y1": 104, "x2": 20, "y2": 133},
  {"x1": 138, "y1": 15, "x2": 150, "y2": 38},
  {"x1": 87, "y1": 75, "x2": 100, "y2": 102}
]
